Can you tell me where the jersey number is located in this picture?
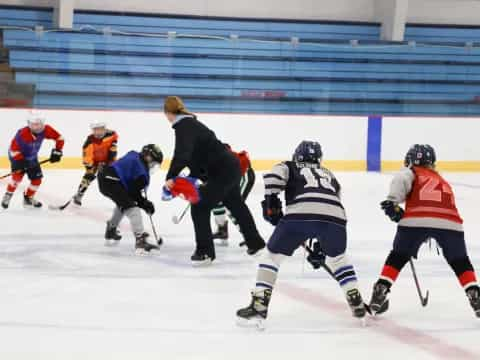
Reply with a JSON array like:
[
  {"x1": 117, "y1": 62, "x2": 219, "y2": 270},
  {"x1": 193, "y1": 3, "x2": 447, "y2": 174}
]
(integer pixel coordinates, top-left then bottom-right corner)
[
  {"x1": 300, "y1": 168, "x2": 335, "y2": 192},
  {"x1": 418, "y1": 176, "x2": 454, "y2": 205}
]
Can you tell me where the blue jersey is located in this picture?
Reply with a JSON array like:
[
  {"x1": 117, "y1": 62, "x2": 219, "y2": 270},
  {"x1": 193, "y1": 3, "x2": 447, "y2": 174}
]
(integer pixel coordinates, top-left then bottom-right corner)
[{"x1": 112, "y1": 151, "x2": 150, "y2": 192}]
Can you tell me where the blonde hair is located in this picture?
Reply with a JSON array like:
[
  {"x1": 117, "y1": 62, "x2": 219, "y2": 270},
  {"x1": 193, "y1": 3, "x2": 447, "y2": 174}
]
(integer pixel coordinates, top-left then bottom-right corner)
[{"x1": 164, "y1": 96, "x2": 193, "y2": 115}]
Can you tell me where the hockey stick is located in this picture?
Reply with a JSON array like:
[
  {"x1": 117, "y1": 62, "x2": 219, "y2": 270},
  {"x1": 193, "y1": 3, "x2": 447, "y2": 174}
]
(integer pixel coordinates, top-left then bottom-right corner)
[
  {"x1": 409, "y1": 259, "x2": 429, "y2": 307},
  {"x1": 0, "y1": 159, "x2": 50, "y2": 180},
  {"x1": 302, "y1": 240, "x2": 388, "y2": 316},
  {"x1": 147, "y1": 213, "x2": 163, "y2": 246},
  {"x1": 172, "y1": 203, "x2": 190, "y2": 224},
  {"x1": 48, "y1": 198, "x2": 72, "y2": 211},
  {"x1": 142, "y1": 190, "x2": 162, "y2": 246}
]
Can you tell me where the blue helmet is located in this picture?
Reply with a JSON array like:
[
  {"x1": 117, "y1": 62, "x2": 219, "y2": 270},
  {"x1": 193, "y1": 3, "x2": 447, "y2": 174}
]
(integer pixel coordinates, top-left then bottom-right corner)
[
  {"x1": 404, "y1": 144, "x2": 436, "y2": 167},
  {"x1": 293, "y1": 141, "x2": 323, "y2": 164}
]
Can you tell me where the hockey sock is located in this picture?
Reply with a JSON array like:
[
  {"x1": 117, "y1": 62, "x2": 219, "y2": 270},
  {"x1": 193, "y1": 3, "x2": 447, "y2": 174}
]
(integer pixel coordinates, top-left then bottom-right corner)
[
  {"x1": 448, "y1": 257, "x2": 479, "y2": 291},
  {"x1": 7, "y1": 172, "x2": 24, "y2": 193},
  {"x1": 254, "y1": 251, "x2": 285, "y2": 295},
  {"x1": 25, "y1": 178, "x2": 41, "y2": 198},
  {"x1": 109, "y1": 207, "x2": 124, "y2": 228},
  {"x1": 213, "y1": 205, "x2": 228, "y2": 227},
  {"x1": 77, "y1": 172, "x2": 96, "y2": 196},
  {"x1": 378, "y1": 250, "x2": 410, "y2": 288},
  {"x1": 326, "y1": 254, "x2": 360, "y2": 294},
  {"x1": 123, "y1": 207, "x2": 145, "y2": 236}
]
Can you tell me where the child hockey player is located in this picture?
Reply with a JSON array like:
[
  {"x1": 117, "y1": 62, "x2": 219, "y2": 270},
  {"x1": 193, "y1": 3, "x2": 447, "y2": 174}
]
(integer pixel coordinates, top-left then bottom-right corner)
[
  {"x1": 73, "y1": 122, "x2": 118, "y2": 206},
  {"x1": 2, "y1": 112, "x2": 64, "y2": 209},
  {"x1": 369, "y1": 144, "x2": 480, "y2": 317},
  {"x1": 98, "y1": 144, "x2": 163, "y2": 254},
  {"x1": 212, "y1": 145, "x2": 256, "y2": 246},
  {"x1": 236, "y1": 141, "x2": 366, "y2": 327}
]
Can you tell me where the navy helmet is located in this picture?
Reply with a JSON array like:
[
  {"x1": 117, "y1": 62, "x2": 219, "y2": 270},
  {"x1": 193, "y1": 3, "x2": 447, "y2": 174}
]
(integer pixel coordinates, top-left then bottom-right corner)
[
  {"x1": 141, "y1": 144, "x2": 164, "y2": 166},
  {"x1": 293, "y1": 141, "x2": 323, "y2": 164},
  {"x1": 404, "y1": 144, "x2": 436, "y2": 168}
]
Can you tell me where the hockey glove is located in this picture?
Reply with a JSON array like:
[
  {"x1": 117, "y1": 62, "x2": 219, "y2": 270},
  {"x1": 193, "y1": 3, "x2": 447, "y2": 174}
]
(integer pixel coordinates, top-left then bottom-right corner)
[
  {"x1": 49, "y1": 148, "x2": 63, "y2": 163},
  {"x1": 169, "y1": 176, "x2": 202, "y2": 204},
  {"x1": 162, "y1": 186, "x2": 174, "y2": 201},
  {"x1": 380, "y1": 200, "x2": 404, "y2": 223},
  {"x1": 261, "y1": 194, "x2": 283, "y2": 226},
  {"x1": 305, "y1": 239, "x2": 327, "y2": 270},
  {"x1": 138, "y1": 198, "x2": 155, "y2": 215}
]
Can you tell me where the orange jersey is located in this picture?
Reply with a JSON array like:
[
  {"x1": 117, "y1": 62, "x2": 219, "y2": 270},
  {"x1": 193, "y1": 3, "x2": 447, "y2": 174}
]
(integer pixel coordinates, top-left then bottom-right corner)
[
  {"x1": 404, "y1": 166, "x2": 463, "y2": 224},
  {"x1": 82, "y1": 130, "x2": 118, "y2": 167}
]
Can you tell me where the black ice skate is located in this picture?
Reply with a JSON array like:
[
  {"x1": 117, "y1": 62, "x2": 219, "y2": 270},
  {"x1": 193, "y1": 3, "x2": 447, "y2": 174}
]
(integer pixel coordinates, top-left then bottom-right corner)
[
  {"x1": 236, "y1": 289, "x2": 272, "y2": 330},
  {"x1": 369, "y1": 282, "x2": 391, "y2": 315},
  {"x1": 135, "y1": 232, "x2": 159, "y2": 255},
  {"x1": 246, "y1": 242, "x2": 266, "y2": 257},
  {"x1": 104, "y1": 222, "x2": 122, "y2": 246},
  {"x1": 346, "y1": 289, "x2": 367, "y2": 319},
  {"x1": 213, "y1": 223, "x2": 229, "y2": 246},
  {"x1": 466, "y1": 285, "x2": 480, "y2": 318},
  {"x1": 1, "y1": 192, "x2": 13, "y2": 209},
  {"x1": 23, "y1": 194, "x2": 42, "y2": 208},
  {"x1": 191, "y1": 250, "x2": 215, "y2": 266}
]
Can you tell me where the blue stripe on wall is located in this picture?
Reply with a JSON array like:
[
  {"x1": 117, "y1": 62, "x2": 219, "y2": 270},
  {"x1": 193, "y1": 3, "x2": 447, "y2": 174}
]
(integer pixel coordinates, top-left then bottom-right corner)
[{"x1": 367, "y1": 116, "x2": 382, "y2": 172}]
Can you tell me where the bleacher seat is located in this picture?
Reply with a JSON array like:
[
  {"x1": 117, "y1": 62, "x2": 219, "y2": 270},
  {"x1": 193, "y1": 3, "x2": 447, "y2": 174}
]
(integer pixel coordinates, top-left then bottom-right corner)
[{"x1": 1, "y1": 6, "x2": 480, "y2": 115}]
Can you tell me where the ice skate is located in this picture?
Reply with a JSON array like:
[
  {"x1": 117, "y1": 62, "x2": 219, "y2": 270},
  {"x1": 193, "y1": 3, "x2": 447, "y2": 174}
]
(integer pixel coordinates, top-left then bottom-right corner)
[
  {"x1": 135, "y1": 232, "x2": 159, "y2": 255},
  {"x1": 369, "y1": 282, "x2": 390, "y2": 315},
  {"x1": 213, "y1": 223, "x2": 229, "y2": 247},
  {"x1": 236, "y1": 289, "x2": 271, "y2": 330},
  {"x1": 346, "y1": 289, "x2": 367, "y2": 324},
  {"x1": 23, "y1": 194, "x2": 42, "y2": 209},
  {"x1": 104, "y1": 221, "x2": 122, "y2": 246},
  {"x1": 191, "y1": 250, "x2": 214, "y2": 266},
  {"x1": 467, "y1": 285, "x2": 480, "y2": 318},
  {"x1": 1, "y1": 192, "x2": 13, "y2": 209}
]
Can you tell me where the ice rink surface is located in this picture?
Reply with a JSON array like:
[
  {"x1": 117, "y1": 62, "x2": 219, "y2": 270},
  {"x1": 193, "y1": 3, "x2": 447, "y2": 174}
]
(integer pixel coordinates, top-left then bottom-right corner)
[{"x1": 1, "y1": 170, "x2": 480, "y2": 360}]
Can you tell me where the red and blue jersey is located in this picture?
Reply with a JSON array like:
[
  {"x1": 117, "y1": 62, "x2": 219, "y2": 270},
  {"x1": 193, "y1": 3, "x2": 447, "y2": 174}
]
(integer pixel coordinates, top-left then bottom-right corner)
[{"x1": 9, "y1": 125, "x2": 64, "y2": 162}]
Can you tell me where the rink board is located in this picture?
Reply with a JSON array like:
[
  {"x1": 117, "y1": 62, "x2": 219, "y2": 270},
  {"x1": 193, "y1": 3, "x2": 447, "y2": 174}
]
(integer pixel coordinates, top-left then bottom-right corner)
[{"x1": 0, "y1": 108, "x2": 478, "y2": 171}]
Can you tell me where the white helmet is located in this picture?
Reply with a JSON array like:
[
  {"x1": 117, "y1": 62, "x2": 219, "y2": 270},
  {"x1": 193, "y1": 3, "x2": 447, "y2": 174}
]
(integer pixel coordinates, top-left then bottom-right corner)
[
  {"x1": 27, "y1": 111, "x2": 46, "y2": 133},
  {"x1": 90, "y1": 122, "x2": 106, "y2": 130}
]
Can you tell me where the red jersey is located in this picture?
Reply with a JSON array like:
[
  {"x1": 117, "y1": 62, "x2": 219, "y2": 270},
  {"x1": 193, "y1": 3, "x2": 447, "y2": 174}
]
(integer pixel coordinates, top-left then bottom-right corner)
[
  {"x1": 9, "y1": 125, "x2": 64, "y2": 162},
  {"x1": 403, "y1": 166, "x2": 463, "y2": 224},
  {"x1": 232, "y1": 150, "x2": 251, "y2": 176}
]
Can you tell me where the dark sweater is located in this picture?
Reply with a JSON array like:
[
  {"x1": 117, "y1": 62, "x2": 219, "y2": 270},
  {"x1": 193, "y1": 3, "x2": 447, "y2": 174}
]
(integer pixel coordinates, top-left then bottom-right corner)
[{"x1": 166, "y1": 115, "x2": 233, "y2": 180}]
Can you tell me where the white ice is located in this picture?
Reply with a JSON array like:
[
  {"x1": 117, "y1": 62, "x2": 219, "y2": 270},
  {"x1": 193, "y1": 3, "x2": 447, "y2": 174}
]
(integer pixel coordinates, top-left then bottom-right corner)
[{"x1": 0, "y1": 170, "x2": 480, "y2": 360}]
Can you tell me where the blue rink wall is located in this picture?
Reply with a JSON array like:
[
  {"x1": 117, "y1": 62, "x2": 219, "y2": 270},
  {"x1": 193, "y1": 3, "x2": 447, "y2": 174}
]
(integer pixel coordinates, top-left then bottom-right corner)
[{"x1": 0, "y1": 108, "x2": 478, "y2": 172}]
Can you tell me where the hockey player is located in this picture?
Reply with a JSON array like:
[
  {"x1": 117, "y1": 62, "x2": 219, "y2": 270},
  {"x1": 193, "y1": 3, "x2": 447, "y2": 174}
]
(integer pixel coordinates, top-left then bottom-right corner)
[
  {"x1": 98, "y1": 144, "x2": 163, "y2": 254},
  {"x1": 369, "y1": 144, "x2": 480, "y2": 317},
  {"x1": 212, "y1": 145, "x2": 256, "y2": 245},
  {"x1": 236, "y1": 141, "x2": 366, "y2": 327},
  {"x1": 73, "y1": 123, "x2": 118, "y2": 206},
  {"x1": 2, "y1": 112, "x2": 64, "y2": 209}
]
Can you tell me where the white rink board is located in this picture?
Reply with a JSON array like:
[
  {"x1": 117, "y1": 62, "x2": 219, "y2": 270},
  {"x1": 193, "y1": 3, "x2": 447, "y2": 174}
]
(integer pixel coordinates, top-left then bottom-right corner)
[
  {"x1": 381, "y1": 116, "x2": 480, "y2": 161},
  {"x1": 0, "y1": 109, "x2": 367, "y2": 161}
]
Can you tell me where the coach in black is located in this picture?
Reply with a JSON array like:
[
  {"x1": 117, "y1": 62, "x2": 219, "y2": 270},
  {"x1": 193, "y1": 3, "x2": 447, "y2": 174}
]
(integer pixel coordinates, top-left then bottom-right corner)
[{"x1": 163, "y1": 96, "x2": 265, "y2": 266}]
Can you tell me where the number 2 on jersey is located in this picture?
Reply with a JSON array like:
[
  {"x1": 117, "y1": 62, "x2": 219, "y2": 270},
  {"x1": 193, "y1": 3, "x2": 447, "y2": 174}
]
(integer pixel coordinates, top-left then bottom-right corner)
[{"x1": 418, "y1": 175, "x2": 454, "y2": 205}]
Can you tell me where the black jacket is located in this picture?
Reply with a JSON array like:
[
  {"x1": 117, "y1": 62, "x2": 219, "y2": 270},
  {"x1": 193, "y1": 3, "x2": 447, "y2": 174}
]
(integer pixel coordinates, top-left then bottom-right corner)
[{"x1": 166, "y1": 115, "x2": 234, "y2": 180}]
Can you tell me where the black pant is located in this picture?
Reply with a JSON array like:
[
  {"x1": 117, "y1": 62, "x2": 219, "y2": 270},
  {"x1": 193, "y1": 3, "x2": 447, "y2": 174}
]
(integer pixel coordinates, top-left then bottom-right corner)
[
  {"x1": 192, "y1": 154, "x2": 264, "y2": 258},
  {"x1": 393, "y1": 226, "x2": 467, "y2": 262},
  {"x1": 98, "y1": 167, "x2": 136, "y2": 211}
]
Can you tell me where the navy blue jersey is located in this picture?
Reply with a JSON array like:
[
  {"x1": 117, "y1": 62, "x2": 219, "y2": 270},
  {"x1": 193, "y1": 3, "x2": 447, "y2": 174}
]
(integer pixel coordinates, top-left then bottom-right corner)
[
  {"x1": 263, "y1": 161, "x2": 346, "y2": 225},
  {"x1": 112, "y1": 151, "x2": 150, "y2": 193}
]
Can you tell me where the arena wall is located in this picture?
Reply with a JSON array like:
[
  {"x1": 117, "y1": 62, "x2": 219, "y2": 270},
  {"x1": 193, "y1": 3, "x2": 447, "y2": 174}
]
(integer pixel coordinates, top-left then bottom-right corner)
[{"x1": 0, "y1": 108, "x2": 477, "y2": 172}]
